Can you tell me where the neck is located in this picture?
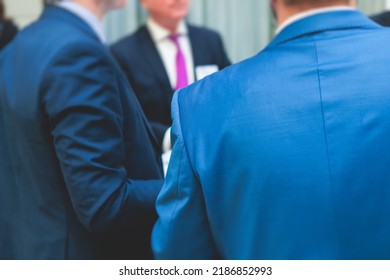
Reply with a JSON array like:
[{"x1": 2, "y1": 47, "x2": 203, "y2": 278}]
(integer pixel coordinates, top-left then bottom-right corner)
[
  {"x1": 72, "y1": 0, "x2": 106, "y2": 21},
  {"x1": 150, "y1": 16, "x2": 180, "y2": 34},
  {"x1": 276, "y1": 2, "x2": 355, "y2": 26}
]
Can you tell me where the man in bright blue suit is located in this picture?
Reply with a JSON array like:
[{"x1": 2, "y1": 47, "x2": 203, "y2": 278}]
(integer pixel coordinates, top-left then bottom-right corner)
[
  {"x1": 111, "y1": 0, "x2": 231, "y2": 146},
  {"x1": 152, "y1": 0, "x2": 390, "y2": 259},
  {"x1": 0, "y1": 0, "x2": 163, "y2": 259}
]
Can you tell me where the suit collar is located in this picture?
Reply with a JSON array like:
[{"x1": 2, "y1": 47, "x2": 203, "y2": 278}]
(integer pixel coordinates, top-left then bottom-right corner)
[
  {"x1": 139, "y1": 26, "x2": 173, "y2": 93},
  {"x1": 41, "y1": 5, "x2": 102, "y2": 44},
  {"x1": 146, "y1": 18, "x2": 188, "y2": 42},
  {"x1": 275, "y1": 6, "x2": 355, "y2": 35},
  {"x1": 187, "y1": 24, "x2": 203, "y2": 67},
  {"x1": 270, "y1": 9, "x2": 379, "y2": 46},
  {"x1": 55, "y1": 1, "x2": 106, "y2": 43}
]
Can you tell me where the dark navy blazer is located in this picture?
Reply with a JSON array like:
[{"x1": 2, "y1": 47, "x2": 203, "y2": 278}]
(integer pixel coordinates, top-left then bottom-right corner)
[
  {"x1": 371, "y1": 10, "x2": 390, "y2": 27},
  {"x1": 0, "y1": 6, "x2": 163, "y2": 260},
  {"x1": 111, "y1": 24, "x2": 231, "y2": 145},
  {"x1": 0, "y1": 20, "x2": 18, "y2": 50},
  {"x1": 153, "y1": 10, "x2": 390, "y2": 259}
]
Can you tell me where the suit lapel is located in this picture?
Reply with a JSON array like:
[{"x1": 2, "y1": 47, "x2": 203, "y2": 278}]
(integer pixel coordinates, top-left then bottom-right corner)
[
  {"x1": 188, "y1": 24, "x2": 202, "y2": 69},
  {"x1": 138, "y1": 26, "x2": 174, "y2": 99},
  {"x1": 270, "y1": 10, "x2": 378, "y2": 47}
]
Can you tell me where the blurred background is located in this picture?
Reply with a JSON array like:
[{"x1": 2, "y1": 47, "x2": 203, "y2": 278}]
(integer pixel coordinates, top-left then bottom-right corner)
[{"x1": 3, "y1": 0, "x2": 390, "y2": 63}]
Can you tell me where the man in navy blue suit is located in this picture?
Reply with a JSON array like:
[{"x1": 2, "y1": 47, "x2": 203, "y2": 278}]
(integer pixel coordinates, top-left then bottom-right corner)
[
  {"x1": 111, "y1": 0, "x2": 231, "y2": 147},
  {"x1": 0, "y1": 0, "x2": 163, "y2": 259},
  {"x1": 153, "y1": 0, "x2": 390, "y2": 259}
]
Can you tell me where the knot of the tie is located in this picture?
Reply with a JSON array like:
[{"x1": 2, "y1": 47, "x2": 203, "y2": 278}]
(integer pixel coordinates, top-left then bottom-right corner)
[{"x1": 168, "y1": 34, "x2": 180, "y2": 46}]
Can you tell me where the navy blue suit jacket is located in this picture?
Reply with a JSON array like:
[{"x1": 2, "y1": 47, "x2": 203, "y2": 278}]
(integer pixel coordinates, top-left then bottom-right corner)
[
  {"x1": 0, "y1": 6, "x2": 163, "y2": 259},
  {"x1": 370, "y1": 11, "x2": 390, "y2": 27},
  {"x1": 0, "y1": 20, "x2": 18, "y2": 50},
  {"x1": 111, "y1": 24, "x2": 231, "y2": 145},
  {"x1": 153, "y1": 10, "x2": 390, "y2": 259}
]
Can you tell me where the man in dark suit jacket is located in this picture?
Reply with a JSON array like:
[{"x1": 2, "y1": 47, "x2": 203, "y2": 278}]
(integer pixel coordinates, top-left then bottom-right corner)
[
  {"x1": 370, "y1": 10, "x2": 390, "y2": 27},
  {"x1": 0, "y1": 0, "x2": 18, "y2": 50},
  {"x1": 0, "y1": 0, "x2": 163, "y2": 260},
  {"x1": 111, "y1": 0, "x2": 231, "y2": 146}
]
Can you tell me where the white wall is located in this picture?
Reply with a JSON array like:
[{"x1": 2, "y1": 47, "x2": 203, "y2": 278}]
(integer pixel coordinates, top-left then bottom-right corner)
[
  {"x1": 357, "y1": 0, "x2": 386, "y2": 15},
  {"x1": 3, "y1": 0, "x2": 43, "y2": 28}
]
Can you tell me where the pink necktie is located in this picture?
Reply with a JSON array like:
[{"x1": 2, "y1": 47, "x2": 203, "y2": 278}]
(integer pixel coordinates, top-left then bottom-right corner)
[{"x1": 169, "y1": 34, "x2": 188, "y2": 90}]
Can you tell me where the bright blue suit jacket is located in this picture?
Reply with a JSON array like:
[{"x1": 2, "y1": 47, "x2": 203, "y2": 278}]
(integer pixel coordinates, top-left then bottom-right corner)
[
  {"x1": 152, "y1": 10, "x2": 390, "y2": 259},
  {"x1": 0, "y1": 6, "x2": 163, "y2": 259},
  {"x1": 111, "y1": 25, "x2": 231, "y2": 145}
]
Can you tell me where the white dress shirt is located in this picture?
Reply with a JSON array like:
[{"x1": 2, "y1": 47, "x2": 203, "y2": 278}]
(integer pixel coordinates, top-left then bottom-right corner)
[
  {"x1": 276, "y1": 6, "x2": 356, "y2": 35},
  {"x1": 147, "y1": 19, "x2": 196, "y2": 174},
  {"x1": 146, "y1": 18, "x2": 195, "y2": 89},
  {"x1": 55, "y1": 1, "x2": 106, "y2": 43}
]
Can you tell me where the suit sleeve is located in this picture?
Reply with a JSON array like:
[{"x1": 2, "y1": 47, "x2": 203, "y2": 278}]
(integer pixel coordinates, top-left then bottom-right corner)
[
  {"x1": 42, "y1": 42, "x2": 162, "y2": 233},
  {"x1": 152, "y1": 92, "x2": 219, "y2": 259}
]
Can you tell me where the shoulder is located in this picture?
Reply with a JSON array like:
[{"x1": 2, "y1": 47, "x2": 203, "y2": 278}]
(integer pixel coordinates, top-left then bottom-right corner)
[
  {"x1": 12, "y1": 14, "x2": 108, "y2": 70},
  {"x1": 178, "y1": 46, "x2": 277, "y2": 110},
  {"x1": 187, "y1": 23, "x2": 222, "y2": 40},
  {"x1": 51, "y1": 35, "x2": 108, "y2": 66},
  {"x1": 174, "y1": 49, "x2": 280, "y2": 143},
  {"x1": 111, "y1": 25, "x2": 149, "y2": 54},
  {"x1": 32, "y1": 22, "x2": 113, "y2": 80}
]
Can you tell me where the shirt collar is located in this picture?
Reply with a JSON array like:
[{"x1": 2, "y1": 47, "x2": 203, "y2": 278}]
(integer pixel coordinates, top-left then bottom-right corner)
[
  {"x1": 146, "y1": 18, "x2": 188, "y2": 42},
  {"x1": 55, "y1": 1, "x2": 106, "y2": 43},
  {"x1": 275, "y1": 6, "x2": 356, "y2": 35}
]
